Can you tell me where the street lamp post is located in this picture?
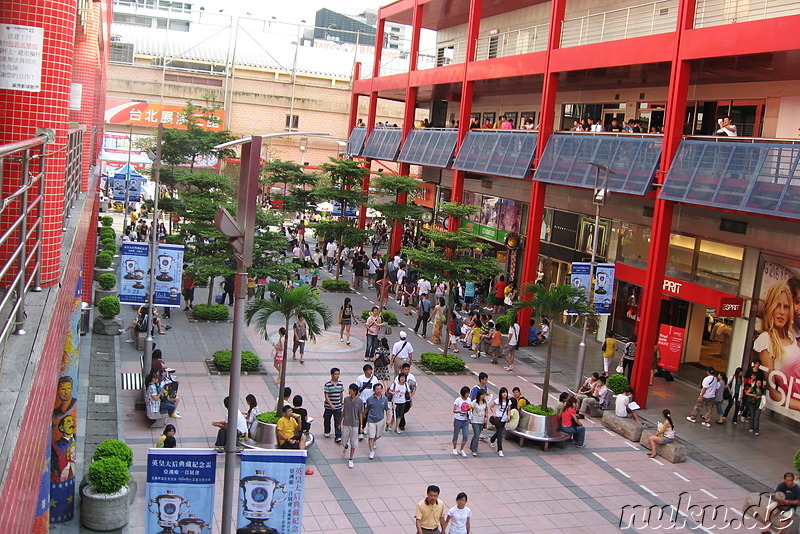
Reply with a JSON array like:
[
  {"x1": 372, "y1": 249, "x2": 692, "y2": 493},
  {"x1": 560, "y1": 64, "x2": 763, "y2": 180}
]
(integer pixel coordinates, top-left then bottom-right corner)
[
  {"x1": 144, "y1": 124, "x2": 163, "y2": 360},
  {"x1": 213, "y1": 131, "x2": 329, "y2": 534},
  {"x1": 575, "y1": 161, "x2": 615, "y2": 391}
]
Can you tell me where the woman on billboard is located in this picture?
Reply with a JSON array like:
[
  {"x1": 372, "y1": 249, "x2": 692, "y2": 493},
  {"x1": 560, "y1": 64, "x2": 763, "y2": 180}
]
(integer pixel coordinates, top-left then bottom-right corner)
[{"x1": 753, "y1": 281, "x2": 800, "y2": 412}]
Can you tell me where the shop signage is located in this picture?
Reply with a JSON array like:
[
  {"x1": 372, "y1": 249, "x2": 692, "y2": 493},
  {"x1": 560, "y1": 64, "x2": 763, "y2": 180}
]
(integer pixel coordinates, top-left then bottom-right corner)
[
  {"x1": 593, "y1": 263, "x2": 615, "y2": 316},
  {"x1": 569, "y1": 262, "x2": 591, "y2": 315},
  {"x1": 717, "y1": 297, "x2": 744, "y2": 317},
  {"x1": 0, "y1": 24, "x2": 44, "y2": 92},
  {"x1": 550, "y1": 211, "x2": 579, "y2": 249},
  {"x1": 460, "y1": 220, "x2": 509, "y2": 244},
  {"x1": 146, "y1": 448, "x2": 216, "y2": 534},
  {"x1": 657, "y1": 324, "x2": 684, "y2": 372},
  {"x1": 414, "y1": 182, "x2": 436, "y2": 209},
  {"x1": 105, "y1": 99, "x2": 226, "y2": 131},
  {"x1": 119, "y1": 243, "x2": 185, "y2": 307}
]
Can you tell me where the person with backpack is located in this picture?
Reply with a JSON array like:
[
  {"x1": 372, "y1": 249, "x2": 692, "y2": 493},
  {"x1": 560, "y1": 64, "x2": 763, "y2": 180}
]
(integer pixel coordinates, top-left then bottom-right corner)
[{"x1": 620, "y1": 334, "x2": 637, "y2": 380}]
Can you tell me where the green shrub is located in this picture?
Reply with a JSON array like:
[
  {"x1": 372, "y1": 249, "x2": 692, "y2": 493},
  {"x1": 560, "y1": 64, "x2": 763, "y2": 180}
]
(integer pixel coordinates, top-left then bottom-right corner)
[
  {"x1": 256, "y1": 411, "x2": 280, "y2": 425},
  {"x1": 420, "y1": 352, "x2": 466, "y2": 372},
  {"x1": 321, "y1": 279, "x2": 350, "y2": 291},
  {"x1": 88, "y1": 457, "x2": 130, "y2": 494},
  {"x1": 101, "y1": 240, "x2": 117, "y2": 253},
  {"x1": 93, "y1": 439, "x2": 134, "y2": 468},
  {"x1": 522, "y1": 404, "x2": 556, "y2": 416},
  {"x1": 100, "y1": 216, "x2": 114, "y2": 227},
  {"x1": 99, "y1": 227, "x2": 115, "y2": 239},
  {"x1": 360, "y1": 309, "x2": 399, "y2": 326},
  {"x1": 607, "y1": 373, "x2": 629, "y2": 395},
  {"x1": 213, "y1": 349, "x2": 260, "y2": 372},
  {"x1": 95, "y1": 252, "x2": 113, "y2": 269},
  {"x1": 193, "y1": 304, "x2": 230, "y2": 321},
  {"x1": 97, "y1": 296, "x2": 120, "y2": 318},
  {"x1": 97, "y1": 273, "x2": 116, "y2": 290},
  {"x1": 494, "y1": 314, "x2": 512, "y2": 334},
  {"x1": 794, "y1": 450, "x2": 800, "y2": 474}
]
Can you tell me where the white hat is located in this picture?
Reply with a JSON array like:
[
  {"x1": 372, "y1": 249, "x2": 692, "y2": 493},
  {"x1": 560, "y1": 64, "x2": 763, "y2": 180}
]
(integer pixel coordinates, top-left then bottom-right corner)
[{"x1": 399, "y1": 331, "x2": 407, "y2": 339}]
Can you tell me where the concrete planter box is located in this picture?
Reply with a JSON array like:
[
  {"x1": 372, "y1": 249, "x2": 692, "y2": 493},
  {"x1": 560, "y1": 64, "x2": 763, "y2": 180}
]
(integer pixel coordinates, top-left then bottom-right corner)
[
  {"x1": 80, "y1": 484, "x2": 130, "y2": 531},
  {"x1": 94, "y1": 288, "x2": 117, "y2": 303},
  {"x1": 93, "y1": 267, "x2": 115, "y2": 282},
  {"x1": 517, "y1": 410, "x2": 561, "y2": 439},
  {"x1": 93, "y1": 316, "x2": 122, "y2": 336}
]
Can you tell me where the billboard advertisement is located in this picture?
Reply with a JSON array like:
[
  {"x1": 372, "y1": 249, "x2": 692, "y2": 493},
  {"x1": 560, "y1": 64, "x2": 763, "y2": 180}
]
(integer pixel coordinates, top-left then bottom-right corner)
[
  {"x1": 569, "y1": 262, "x2": 591, "y2": 315},
  {"x1": 593, "y1": 263, "x2": 615, "y2": 316},
  {"x1": 119, "y1": 243, "x2": 184, "y2": 307},
  {"x1": 657, "y1": 324, "x2": 685, "y2": 372}
]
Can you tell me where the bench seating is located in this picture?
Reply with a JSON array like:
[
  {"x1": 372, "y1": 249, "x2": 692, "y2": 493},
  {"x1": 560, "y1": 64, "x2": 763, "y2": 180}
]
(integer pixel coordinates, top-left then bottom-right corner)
[
  {"x1": 602, "y1": 410, "x2": 644, "y2": 442},
  {"x1": 639, "y1": 429, "x2": 687, "y2": 463},
  {"x1": 140, "y1": 353, "x2": 167, "y2": 428}
]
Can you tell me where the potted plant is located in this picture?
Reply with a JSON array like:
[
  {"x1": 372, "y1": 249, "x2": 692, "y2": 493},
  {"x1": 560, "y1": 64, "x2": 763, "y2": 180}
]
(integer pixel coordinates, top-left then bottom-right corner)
[
  {"x1": 95, "y1": 273, "x2": 117, "y2": 302},
  {"x1": 249, "y1": 411, "x2": 281, "y2": 447},
  {"x1": 94, "y1": 252, "x2": 114, "y2": 281},
  {"x1": 93, "y1": 296, "x2": 122, "y2": 335},
  {"x1": 517, "y1": 404, "x2": 560, "y2": 439},
  {"x1": 81, "y1": 439, "x2": 133, "y2": 531}
]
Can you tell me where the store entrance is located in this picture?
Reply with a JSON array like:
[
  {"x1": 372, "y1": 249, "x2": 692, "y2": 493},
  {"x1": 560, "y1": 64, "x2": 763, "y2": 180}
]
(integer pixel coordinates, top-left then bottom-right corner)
[{"x1": 697, "y1": 309, "x2": 734, "y2": 371}]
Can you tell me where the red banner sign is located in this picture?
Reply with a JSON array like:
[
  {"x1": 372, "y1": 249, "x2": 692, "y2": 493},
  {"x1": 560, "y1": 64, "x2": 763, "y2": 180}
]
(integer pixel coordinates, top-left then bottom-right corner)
[
  {"x1": 657, "y1": 324, "x2": 684, "y2": 371},
  {"x1": 716, "y1": 297, "x2": 744, "y2": 317},
  {"x1": 104, "y1": 99, "x2": 225, "y2": 131}
]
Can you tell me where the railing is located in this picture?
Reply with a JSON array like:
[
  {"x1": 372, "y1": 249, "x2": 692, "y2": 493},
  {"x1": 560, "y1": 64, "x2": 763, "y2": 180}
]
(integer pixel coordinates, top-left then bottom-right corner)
[
  {"x1": 694, "y1": 0, "x2": 800, "y2": 28},
  {"x1": 561, "y1": 0, "x2": 678, "y2": 48},
  {"x1": 474, "y1": 24, "x2": 549, "y2": 61},
  {"x1": 685, "y1": 135, "x2": 800, "y2": 145},
  {"x1": 63, "y1": 126, "x2": 85, "y2": 229},
  {"x1": 0, "y1": 135, "x2": 46, "y2": 347},
  {"x1": 417, "y1": 40, "x2": 468, "y2": 70}
]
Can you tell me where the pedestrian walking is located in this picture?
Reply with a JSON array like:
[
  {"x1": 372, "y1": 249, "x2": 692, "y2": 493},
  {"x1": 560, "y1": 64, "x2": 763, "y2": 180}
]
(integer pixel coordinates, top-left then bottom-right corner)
[
  {"x1": 448, "y1": 311, "x2": 461, "y2": 353},
  {"x1": 503, "y1": 316, "x2": 520, "y2": 371},
  {"x1": 414, "y1": 485, "x2": 445, "y2": 534},
  {"x1": 388, "y1": 372, "x2": 412, "y2": 433},
  {"x1": 620, "y1": 334, "x2": 637, "y2": 380},
  {"x1": 444, "y1": 492, "x2": 472, "y2": 534},
  {"x1": 292, "y1": 316, "x2": 309, "y2": 364},
  {"x1": 469, "y1": 389, "x2": 489, "y2": 456},
  {"x1": 646, "y1": 409, "x2": 675, "y2": 458},
  {"x1": 414, "y1": 293, "x2": 432, "y2": 337},
  {"x1": 391, "y1": 331, "x2": 414, "y2": 377},
  {"x1": 338, "y1": 297, "x2": 354, "y2": 345},
  {"x1": 323, "y1": 368, "x2": 344, "y2": 443},
  {"x1": 687, "y1": 367, "x2": 719, "y2": 427},
  {"x1": 714, "y1": 372, "x2": 728, "y2": 424},
  {"x1": 452, "y1": 386, "x2": 471, "y2": 457},
  {"x1": 364, "y1": 306, "x2": 383, "y2": 361},
  {"x1": 356, "y1": 364, "x2": 379, "y2": 439},
  {"x1": 373, "y1": 337, "x2": 392, "y2": 392},
  {"x1": 272, "y1": 327, "x2": 286, "y2": 385},
  {"x1": 724, "y1": 367, "x2": 744, "y2": 424},
  {"x1": 489, "y1": 387, "x2": 512, "y2": 457},
  {"x1": 340, "y1": 383, "x2": 363, "y2": 469},
  {"x1": 365, "y1": 383, "x2": 391, "y2": 460},
  {"x1": 601, "y1": 330, "x2": 618, "y2": 376},
  {"x1": 430, "y1": 297, "x2": 446, "y2": 344},
  {"x1": 747, "y1": 379, "x2": 766, "y2": 436}
]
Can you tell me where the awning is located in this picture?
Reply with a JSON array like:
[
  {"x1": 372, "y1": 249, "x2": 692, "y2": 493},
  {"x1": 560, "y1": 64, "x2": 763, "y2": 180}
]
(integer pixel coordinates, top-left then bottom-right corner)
[
  {"x1": 345, "y1": 127, "x2": 367, "y2": 157},
  {"x1": 361, "y1": 128, "x2": 403, "y2": 161},
  {"x1": 451, "y1": 130, "x2": 537, "y2": 179},
  {"x1": 660, "y1": 140, "x2": 800, "y2": 219},
  {"x1": 398, "y1": 129, "x2": 458, "y2": 168},
  {"x1": 533, "y1": 134, "x2": 662, "y2": 196}
]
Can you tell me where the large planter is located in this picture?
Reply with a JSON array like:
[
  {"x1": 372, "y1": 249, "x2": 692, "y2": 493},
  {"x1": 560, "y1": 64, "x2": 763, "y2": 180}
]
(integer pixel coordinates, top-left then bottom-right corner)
[
  {"x1": 93, "y1": 267, "x2": 115, "y2": 282},
  {"x1": 93, "y1": 316, "x2": 122, "y2": 336},
  {"x1": 80, "y1": 484, "x2": 130, "y2": 531},
  {"x1": 517, "y1": 410, "x2": 561, "y2": 439},
  {"x1": 94, "y1": 288, "x2": 117, "y2": 303},
  {"x1": 248, "y1": 420, "x2": 278, "y2": 448}
]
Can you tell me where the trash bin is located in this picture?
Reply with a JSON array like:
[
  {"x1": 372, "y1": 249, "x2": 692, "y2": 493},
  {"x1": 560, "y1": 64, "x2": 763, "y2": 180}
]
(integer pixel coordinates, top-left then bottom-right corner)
[{"x1": 80, "y1": 302, "x2": 91, "y2": 336}]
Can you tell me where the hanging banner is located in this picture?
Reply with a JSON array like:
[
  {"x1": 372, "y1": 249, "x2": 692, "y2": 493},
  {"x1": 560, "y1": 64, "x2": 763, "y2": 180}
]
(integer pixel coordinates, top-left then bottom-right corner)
[
  {"x1": 146, "y1": 448, "x2": 216, "y2": 534},
  {"x1": 569, "y1": 262, "x2": 591, "y2": 315},
  {"x1": 119, "y1": 242, "x2": 149, "y2": 305},
  {"x1": 657, "y1": 324, "x2": 684, "y2": 371},
  {"x1": 238, "y1": 449, "x2": 308, "y2": 534},
  {"x1": 593, "y1": 263, "x2": 615, "y2": 315},
  {"x1": 119, "y1": 243, "x2": 185, "y2": 307},
  {"x1": 153, "y1": 244, "x2": 185, "y2": 308}
]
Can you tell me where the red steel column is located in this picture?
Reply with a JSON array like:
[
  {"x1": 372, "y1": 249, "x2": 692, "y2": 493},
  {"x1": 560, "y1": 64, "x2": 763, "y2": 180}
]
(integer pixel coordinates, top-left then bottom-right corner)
[
  {"x1": 391, "y1": 84, "x2": 419, "y2": 254},
  {"x1": 0, "y1": 0, "x2": 78, "y2": 287},
  {"x1": 517, "y1": 0, "x2": 566, "y2": 343},
  {"x1": 629, "y1": 0, "x2": 697, "y2": 406},
  {"x1": 449, "y1": 0, "x2": 482, "y2": 231}
]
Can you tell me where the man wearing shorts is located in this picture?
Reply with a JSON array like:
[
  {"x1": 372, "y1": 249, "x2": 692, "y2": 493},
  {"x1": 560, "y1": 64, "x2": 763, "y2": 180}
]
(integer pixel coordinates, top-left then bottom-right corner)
[
  {"x1": 340, "y1": 383, "x2": 363, "y2": 469},
  {"x1": 364, "y1": 383, "x2": 391, "y2": 460}
]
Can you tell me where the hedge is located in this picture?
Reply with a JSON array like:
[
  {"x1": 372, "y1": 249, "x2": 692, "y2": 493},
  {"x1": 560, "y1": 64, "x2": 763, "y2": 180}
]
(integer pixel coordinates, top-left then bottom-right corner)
[
  {"x1": 494, "y1": 314, "x2": 512, "y2": 334},
  {"x1": 213, "y1": 349, "x2": 260, "y2": 372},
  {"x1": 97, "y1": 273, "x2": 116, "y2": 290},
  {"x1": 420, "y1": 352, "x2": 466, "y2": 372},
  {"x1": 95, "y1": 252, "x2": 113, "y2": 269},
  {"x1": 360, "y1": 309, "x2": 399, "y2": 326},
  {"x1": 97, "y1": 296, "x2": 120, "y2": 318},
  {"x1": 606, "y1": 373, "x2": 629, "y2": 395},
  {"x1": 99, "y1": 227, "x2": 115, "y2": 239},
  {"x1": 256, "y1": 411, "x2": 280, "y2": 424},
  {"x1": 321, "y1": 279, "x2": 350, "y2": 291},
  {"x1": 192, "y1": 304, "x2": 230, "y2": 321}
]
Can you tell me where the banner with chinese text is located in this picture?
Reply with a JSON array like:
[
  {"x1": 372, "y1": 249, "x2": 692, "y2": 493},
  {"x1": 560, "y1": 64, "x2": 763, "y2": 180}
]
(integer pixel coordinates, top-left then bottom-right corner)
[
  {"x1": 119, "y1": 243, "x2": 184, "y2": 307},
  {"x1": 238, "y1": 449, "x2": 307, "y2": 534},
  {"x1": 569, "y1": 262, "x2": 591, "y2": 315},
  {"x1": 593, "y1": 263, "x2": 615, "y2": 315}
]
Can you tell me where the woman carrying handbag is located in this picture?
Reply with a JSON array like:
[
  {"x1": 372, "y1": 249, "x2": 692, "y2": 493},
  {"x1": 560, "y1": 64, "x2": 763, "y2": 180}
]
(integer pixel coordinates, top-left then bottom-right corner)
[{"x1": 488, "y1": 387, "x2": 512, "y2": 457}]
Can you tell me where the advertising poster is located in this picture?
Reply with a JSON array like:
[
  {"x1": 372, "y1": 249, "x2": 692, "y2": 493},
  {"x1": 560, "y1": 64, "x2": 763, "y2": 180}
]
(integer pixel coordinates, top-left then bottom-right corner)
[
  {"x1": 50, "y1": 277, "x2": 82, "y2": 523},
  {"x1": 146, "y1": 448, "x2": 216, "y2": 534},
  {"x1": 593, "y1": 263, "x2": 615, "y2": 315},
  {"x1": 751, "y1": 257, "x2": 800, "y2": 422},
  {"x1": 238, "y1": 449, "x2": 308, "y2": 534},
  {"x1": 112, "y1": 174, "x2": 145, "y2": 202},
  {"x1": 119, "y1": 242, "x2": 149, "y2": 305},
  {"x1": 569, "y1": 262, "x2": 591, "y2": 315},
  {"x1": 657, "y1": 324, "x2": 685, "y2": 371},
  {"x1": 153, "y1": 244, "x2": 185, "y2": 308}
]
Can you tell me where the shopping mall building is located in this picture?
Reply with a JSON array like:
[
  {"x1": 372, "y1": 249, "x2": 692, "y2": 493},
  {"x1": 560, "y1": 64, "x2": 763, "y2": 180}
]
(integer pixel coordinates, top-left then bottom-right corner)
[{"x1": 347, "y1": 0, "x2": 800, "y2": 419}]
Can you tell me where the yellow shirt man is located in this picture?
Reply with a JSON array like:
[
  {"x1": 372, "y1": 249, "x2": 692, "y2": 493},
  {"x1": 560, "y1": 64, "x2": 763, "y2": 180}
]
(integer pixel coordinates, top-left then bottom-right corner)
[
  {"x1": 415, "y1": 493, "x2": 444, "y2": 532},
  {"x1": 277, "y1": 414, "x2": 299, "y2": 446},
  {"x1": 603, "y1": 337, "x2": 618, "y2": 359}
]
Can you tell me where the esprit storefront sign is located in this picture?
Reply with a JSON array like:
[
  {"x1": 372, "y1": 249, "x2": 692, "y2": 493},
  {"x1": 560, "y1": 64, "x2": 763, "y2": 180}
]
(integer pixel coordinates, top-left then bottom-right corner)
[{"x1": 717, "y1": 297, "x2": 744, "y2": 317}]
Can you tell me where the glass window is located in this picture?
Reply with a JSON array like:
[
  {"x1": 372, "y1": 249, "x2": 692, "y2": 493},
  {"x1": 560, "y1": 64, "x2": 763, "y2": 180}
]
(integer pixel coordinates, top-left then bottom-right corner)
[
  {"x1": 694, "y1": 241, "x2": 743, "y2": 293},
  {"x1": 666, "y1": 234, "x2": 695, "y2": 280},
  {"x1": 617, "y1": 222, "x2": 650, "y2": 269}
]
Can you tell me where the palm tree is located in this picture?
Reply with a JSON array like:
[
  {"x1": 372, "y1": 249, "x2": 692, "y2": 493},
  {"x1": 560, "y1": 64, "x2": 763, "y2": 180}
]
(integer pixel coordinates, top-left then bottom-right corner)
[
  {"x1": 510, "y1": 283, "x2": 596, "y2": 409},
  {"x1": 245, "y1": 282, "x2": 334, "y2": 414}
]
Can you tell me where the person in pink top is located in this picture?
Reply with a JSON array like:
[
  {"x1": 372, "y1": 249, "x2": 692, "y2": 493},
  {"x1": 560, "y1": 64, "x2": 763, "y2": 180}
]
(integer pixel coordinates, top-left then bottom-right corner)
[
  {"x1": 364, "y1": 306, "x2": 383, "y2": 362},
  {"x1": 560, "y1": 397, "x2": 585, "y2": 448},
  {"x1": 500, "y1": 115, "x2": 513, "y2": 129}
]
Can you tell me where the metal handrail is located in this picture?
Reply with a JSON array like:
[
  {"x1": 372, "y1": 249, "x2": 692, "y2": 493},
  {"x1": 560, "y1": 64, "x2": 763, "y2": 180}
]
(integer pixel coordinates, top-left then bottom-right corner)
[
  {"x1": 561, "y1": 0, "x2": 678, "y2": 47},
  {"x1": 684, "y1": 135, "x2": 800, "y2": 145},
  {"x1": 557, "y1": 131, "x2": 664, "y2": 139},
  {"x1": 694, "y1": 0, "x2": 800, "y2": 28},
  {"x1": 0, "y1": 135, "x2": 48, "y2": 158},
  {"x1": 474, "y1": 23, "x2": 549, "y2": 60}
]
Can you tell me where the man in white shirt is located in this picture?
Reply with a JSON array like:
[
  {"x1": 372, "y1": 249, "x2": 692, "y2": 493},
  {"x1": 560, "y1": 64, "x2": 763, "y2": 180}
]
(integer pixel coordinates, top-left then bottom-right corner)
[
  {"x1": 212, "y1": 396, "x2": 248, "y2": 451},
  {"x1": 356, "y1": 364, "x2": 379, "y2": 439},
  {"x1": 325, "y1": 241, "x2": 338, "y2": 272},
  {"x1": 391, "y1": 331, "x2": 414, "y2": 377},
  {"x1": 615, "y1": 386, "x2": 640, "y2": 422},
  {"x1": 417, "y1": 277, "x2": 431, "y2": 297},
  {"x1": 503, "y1": 317, "x2": 521, "y2": 371},
  {"x1": 716, "y1": 116, "x2": 738, "y2": 137},
  {"x1": 578, "y1": 376, "x2": 609, "y2": 417},
  {"x1": 590, "y1": 118, "x2": 605, "y2": 132},
  {"x1": 687, "y1": 367, "x2": 718, "y2": 426},
  {"x1": 367, "y1": 254, "x2": 381, "y2": 288}
]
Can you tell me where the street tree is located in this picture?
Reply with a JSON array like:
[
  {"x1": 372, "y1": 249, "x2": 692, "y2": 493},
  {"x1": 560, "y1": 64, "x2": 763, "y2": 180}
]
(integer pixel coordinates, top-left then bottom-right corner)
[
  {"x1": 261, "y1": 159, "x2": 320, "y2": 216},
  {"x1": 245, "y1": 283, "x2": 334, "y2": 416},
  {"x1": 510, "y1": 283, "x2": 597, "y2": 409},
  {"x1": 402, "y1": 201, "x2": 502, "y2": 355}
]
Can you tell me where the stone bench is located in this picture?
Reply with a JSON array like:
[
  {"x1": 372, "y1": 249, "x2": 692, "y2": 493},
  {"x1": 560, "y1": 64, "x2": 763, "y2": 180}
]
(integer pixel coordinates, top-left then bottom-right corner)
[
  {"x1": 639, "y1": 429, "x2": 687, "y2": 463},
  {"x1": 602, "y1": 410, "x2": 644, "y2": 442},
  {"x1": 742, "y1": 492, "x2": 800, "y2": 534}
]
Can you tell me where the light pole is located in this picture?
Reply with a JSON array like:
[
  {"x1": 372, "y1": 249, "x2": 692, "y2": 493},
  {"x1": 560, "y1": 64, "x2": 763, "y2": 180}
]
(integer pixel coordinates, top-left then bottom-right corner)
[
  {"x1": 122, "y1": 124, "x2": 133, "y2": 235},
  {"x1": 213, "y1": 131, "x2": 329, "y2": 534},
  {"x1": 574, "y1": 161, "x2": 615, "y2": 391},
  {"x1": 144, "y1": 124, "x2": 163, "y2": 360}
]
